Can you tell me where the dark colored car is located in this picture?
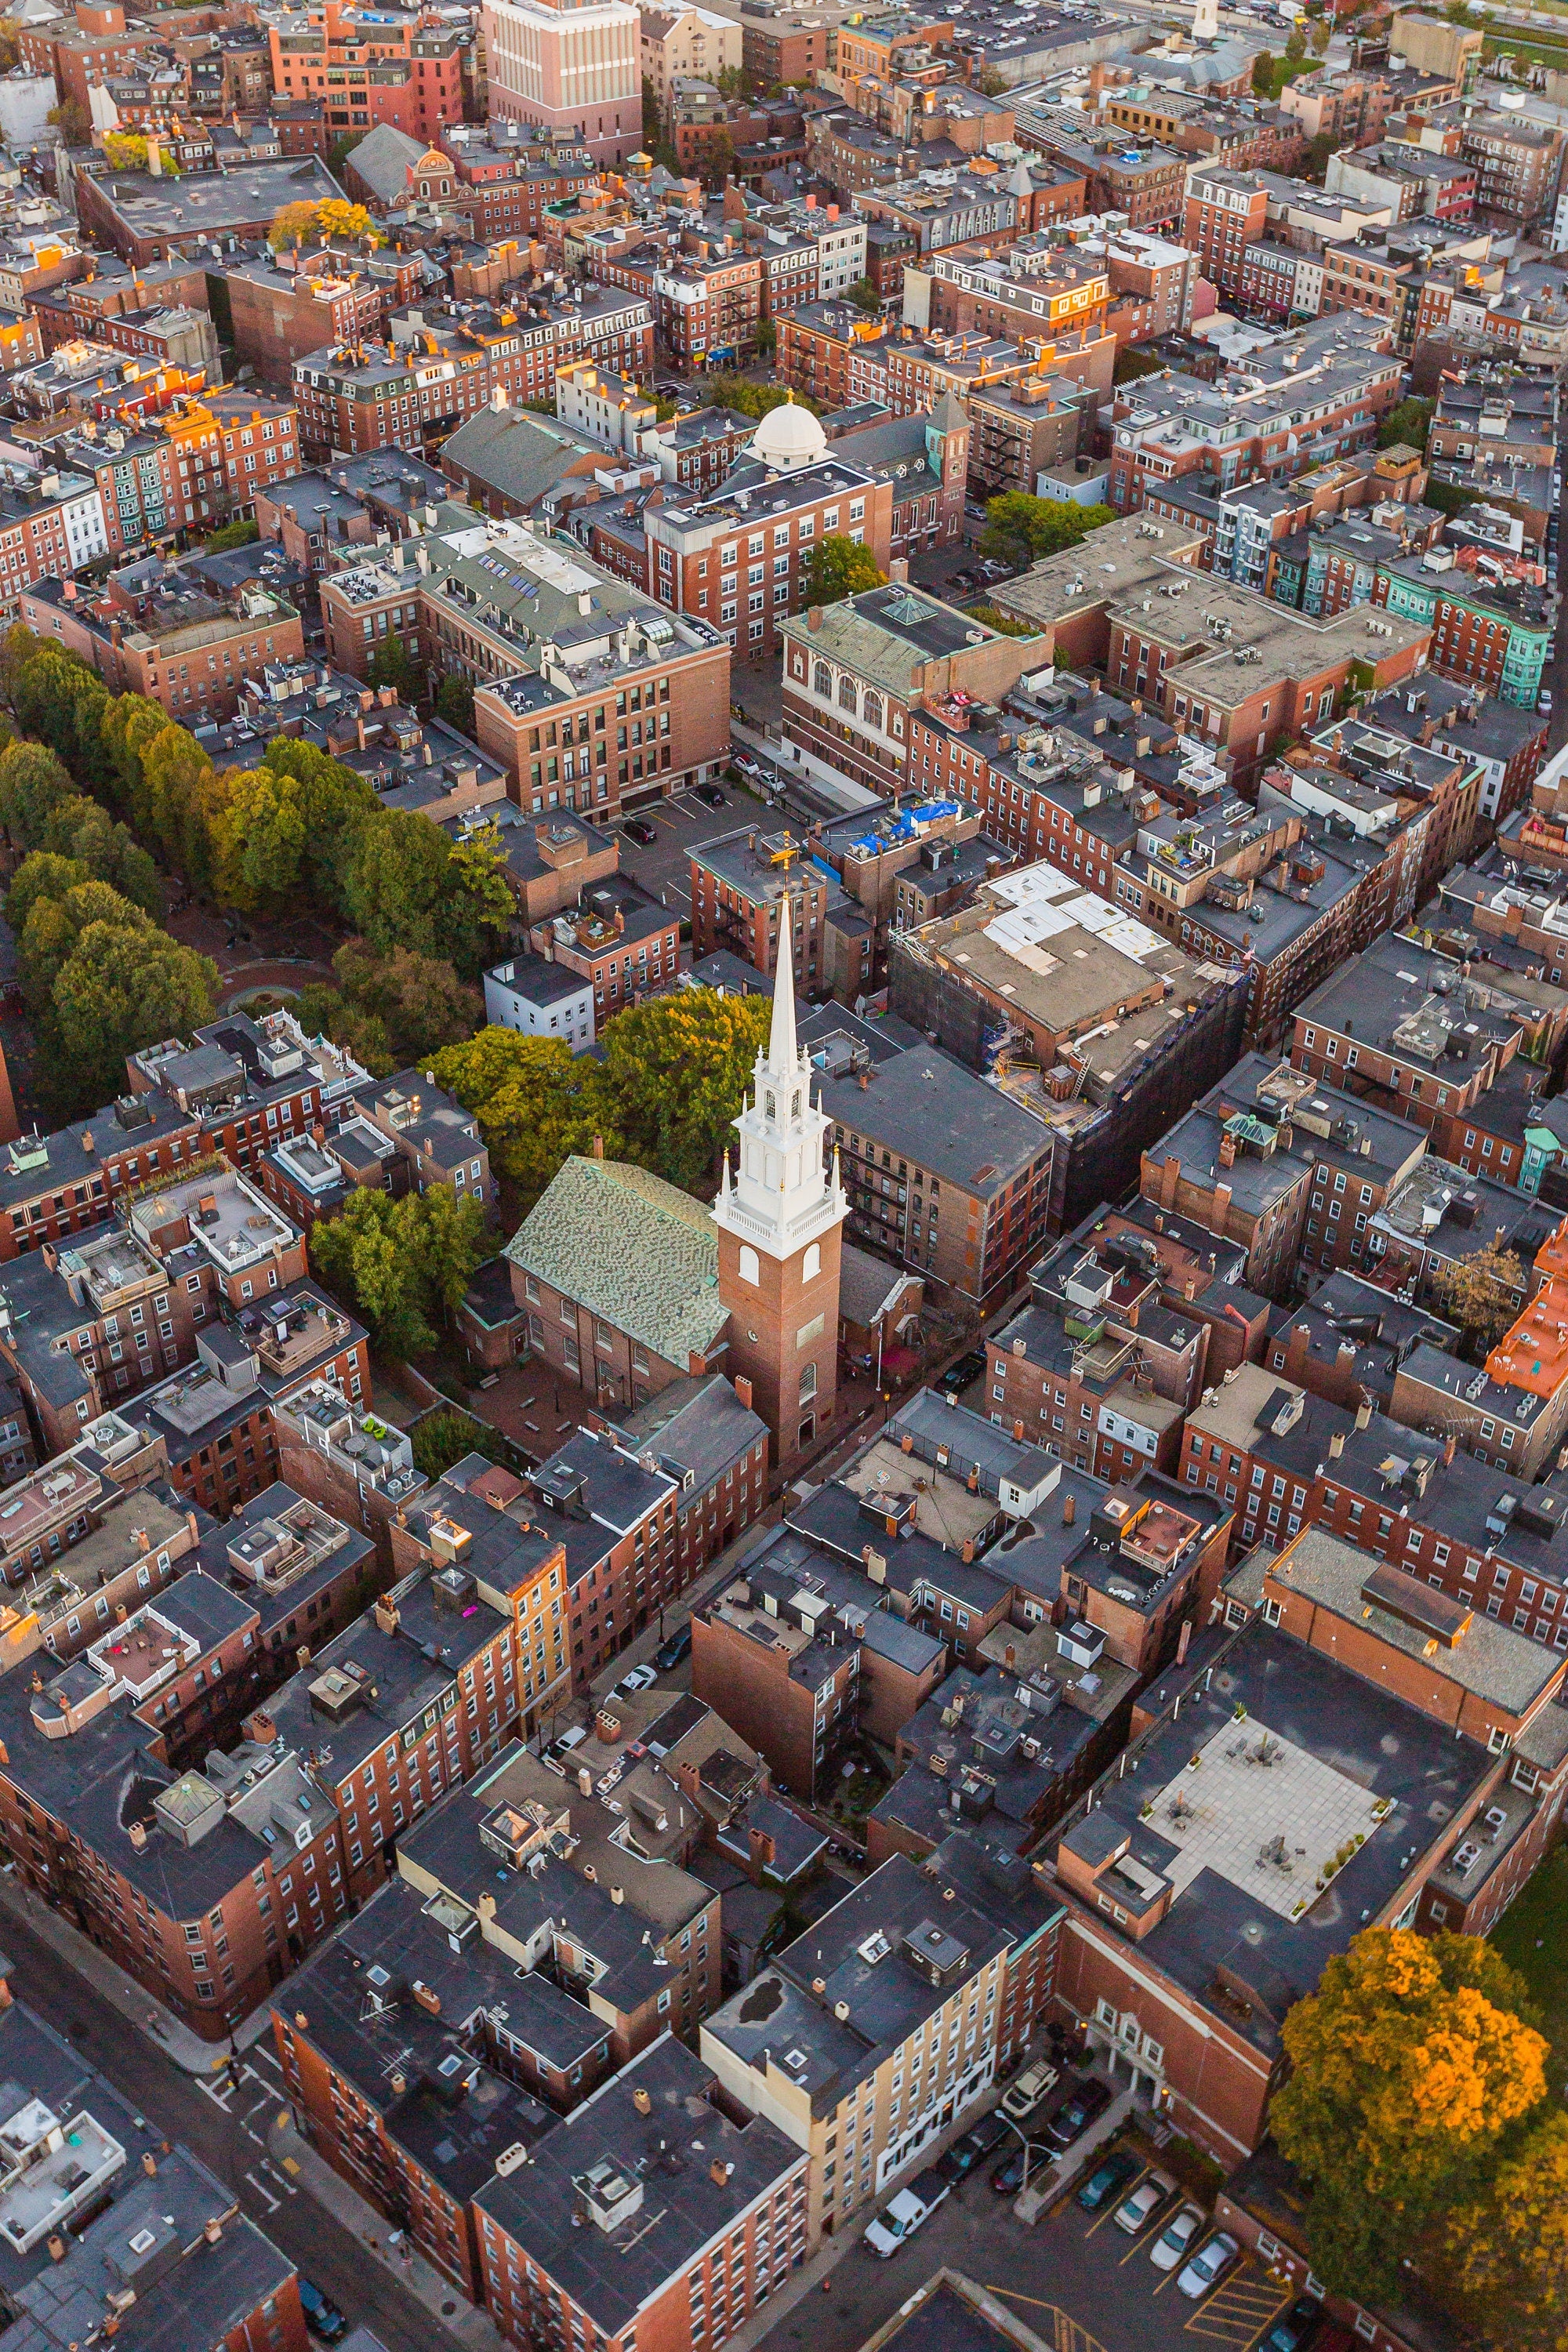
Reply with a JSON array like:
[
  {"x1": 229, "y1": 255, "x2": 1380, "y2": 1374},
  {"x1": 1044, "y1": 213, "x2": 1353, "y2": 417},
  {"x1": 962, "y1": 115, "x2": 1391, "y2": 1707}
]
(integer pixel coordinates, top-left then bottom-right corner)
[
  {"x1": 1076, "y1": 2150, "x2": 1139, "y2": 2212},
  {"x1": 931, "y1": 2147, "x2": 967, "y2": 2192},
  {"x1": 655, "y1": 1624, "x2": 693, "y2": 1671},
  {"x1": 299, "y1": 2282, "x2": 348, "y2": 2343},
  {"x1": 948, "y1": 2112, "x2": 1008, "y2": 2174},
  {"x1": 990, "y1": 2141, "x2": 1049, "y2": 2196},
  {"x1": 941, "y1": 1349, "x2": 988, "y2": 1396},
  {"x1": 623, "y1": 817, "x2": 659, "y2": 845},
  {"x1": 1266, "y1": 2296, "x2": 1324, "y2": 2352},
  {"x1": 695, "y1": 782, "x2": 728, "y2": 808},
  {"x1": 1046, "y1": 2078, "x2": 1112, "y2": 2149}
]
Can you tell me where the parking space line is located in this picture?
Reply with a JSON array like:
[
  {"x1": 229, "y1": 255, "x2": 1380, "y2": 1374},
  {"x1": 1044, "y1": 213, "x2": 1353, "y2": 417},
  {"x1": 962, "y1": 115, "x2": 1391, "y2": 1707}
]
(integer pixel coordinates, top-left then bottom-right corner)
[{"x1": 1182, "y1": 2263, "x2": 1290, "y2": 2344}]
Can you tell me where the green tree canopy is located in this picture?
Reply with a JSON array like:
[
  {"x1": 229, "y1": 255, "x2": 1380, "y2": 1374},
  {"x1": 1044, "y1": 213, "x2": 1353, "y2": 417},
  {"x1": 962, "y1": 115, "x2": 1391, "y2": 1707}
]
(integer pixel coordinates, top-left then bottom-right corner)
[
  {"x1": 1377, "y1": 394, "x2": 1434, "y2": 452},
  {"x1": 1446, "y1": 2111, "x2": 1568, "y2": 2352},
  {"x1": 432, "y1": 1029, "x2": 621, "y2": 1205},
  {"x1": 5, "y1": 851, "x2": 89, "y2": 940},
  {"x1": 411, "y1": 1405, "x2": 513, "y2": 1483},
  {"x1": 1272, "y1": 1928, "x2": 1548, "y2": 2303},
  {"x1": 597, "y1": 988, "x2": 772, "y2": 1192},
  {"x1": 978, "y1": 493, "x2": 1115, "y2": 570},
  {"x1": 48, "y1": 920, "x2": 218, "y2": 1114},
  {"x1": 434, "y1": 672, "x2": 476, "y2": 739},
  {"x1": 309, "y1": 1185, "x2": 486, "y2": 1359},
  {"x1": 804, "y1": 535, "x2": 886, "y2": 604},
  {"x1": 340, "y1": 808, "x2": 513, "y2": 974},
  {"x1": 328, "y1": 939, "x2": 482, "y2": 1066},
  {"x1": 0, "y1": 740, "x2": 78, "y2": 848},
  {"x1": 205, "y1": 518, "x2": 260, "y2": 553}
]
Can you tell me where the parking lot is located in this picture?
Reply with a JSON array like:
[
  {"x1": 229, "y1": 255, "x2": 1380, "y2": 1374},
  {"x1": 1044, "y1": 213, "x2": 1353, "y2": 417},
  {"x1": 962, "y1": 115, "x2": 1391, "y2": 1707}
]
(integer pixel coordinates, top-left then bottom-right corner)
[
  {"x1": 750, "y1": 2092, "x2": 1301, "y2": 2352},
  {"x1": 613, "y1": 777, "x2": 764, "y2": 920}
]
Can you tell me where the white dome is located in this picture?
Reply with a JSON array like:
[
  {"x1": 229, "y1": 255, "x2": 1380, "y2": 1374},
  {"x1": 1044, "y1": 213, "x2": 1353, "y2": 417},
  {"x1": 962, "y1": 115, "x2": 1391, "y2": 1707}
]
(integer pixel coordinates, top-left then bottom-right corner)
[{"x1": 750, "y1": 397, "x2": 828, "y2": 475}]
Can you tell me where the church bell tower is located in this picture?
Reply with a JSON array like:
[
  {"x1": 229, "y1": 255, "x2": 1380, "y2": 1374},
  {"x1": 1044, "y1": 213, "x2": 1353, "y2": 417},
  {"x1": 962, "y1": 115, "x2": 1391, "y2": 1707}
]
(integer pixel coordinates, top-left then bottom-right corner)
[{"x1": 713, "y1": 902, "x2": 847, "y2": 1466}]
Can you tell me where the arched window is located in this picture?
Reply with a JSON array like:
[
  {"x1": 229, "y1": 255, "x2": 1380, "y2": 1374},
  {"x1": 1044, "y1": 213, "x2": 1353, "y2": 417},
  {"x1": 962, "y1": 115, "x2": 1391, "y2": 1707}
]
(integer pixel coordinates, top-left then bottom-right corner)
[
  {"x1": 791, "y1": 1091, "x2": 800, "y2": 1120},
  {"x1": 814, "y1": 660, "x2": 832, "y2": 698},
  {"x1": 739, "y1": 1245, "x2": 760, "y2": 1286},
  {"x1": 802, "y1": 1242, "x2": 821, "y2": 1281},
  {"x1": 764, "y1": 1091, "x2": 775, "y2": 1121},
  {"x1": 862, "y1": 691, "x2": 883, "y2": 732},
  {"x1": 838, "y1": 675, "x2": 858, "y2": 713},
  {"x1": 800, "y1": 1362, "x2": 818, "y2": 1403}
]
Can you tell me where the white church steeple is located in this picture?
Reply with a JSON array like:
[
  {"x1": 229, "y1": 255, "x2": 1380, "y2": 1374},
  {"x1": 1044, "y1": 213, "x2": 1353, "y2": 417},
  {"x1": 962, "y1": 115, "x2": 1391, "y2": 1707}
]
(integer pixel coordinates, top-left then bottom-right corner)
[{"x1": 713, "y1": 899, "x2": 846, "y2": 1265}]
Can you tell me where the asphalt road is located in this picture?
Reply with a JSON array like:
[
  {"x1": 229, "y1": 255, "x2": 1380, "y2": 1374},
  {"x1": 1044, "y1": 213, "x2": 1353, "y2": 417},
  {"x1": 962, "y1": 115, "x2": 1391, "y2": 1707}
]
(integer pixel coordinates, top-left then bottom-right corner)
[
  {"x1": 0, "y1": 1898, "x2": 442, "y2": 2352},
  {"x1": 750, "y1": 2132, "x2": 1289, "y2": 2352}
]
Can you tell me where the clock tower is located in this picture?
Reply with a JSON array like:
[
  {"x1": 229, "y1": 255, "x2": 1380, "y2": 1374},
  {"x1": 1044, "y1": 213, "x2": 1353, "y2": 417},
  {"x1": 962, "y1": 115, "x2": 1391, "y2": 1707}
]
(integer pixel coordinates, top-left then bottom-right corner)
[{"x1": 713, "y1": 902, "x2": 847, "y2": 1466}]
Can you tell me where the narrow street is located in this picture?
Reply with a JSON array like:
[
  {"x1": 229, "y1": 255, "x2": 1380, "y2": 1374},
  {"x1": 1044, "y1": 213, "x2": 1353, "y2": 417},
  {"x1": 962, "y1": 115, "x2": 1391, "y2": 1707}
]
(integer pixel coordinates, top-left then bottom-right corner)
[{"x1": 0, "y1": 1894, "x2": 445, "y2": 2352}]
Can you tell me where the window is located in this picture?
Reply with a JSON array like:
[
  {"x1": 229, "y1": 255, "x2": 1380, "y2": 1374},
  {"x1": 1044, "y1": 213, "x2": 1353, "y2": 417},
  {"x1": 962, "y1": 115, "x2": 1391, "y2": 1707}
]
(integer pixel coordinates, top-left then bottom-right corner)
[{"x1": 738, "y1": 1244, "x2": 760, "y2": 1287}]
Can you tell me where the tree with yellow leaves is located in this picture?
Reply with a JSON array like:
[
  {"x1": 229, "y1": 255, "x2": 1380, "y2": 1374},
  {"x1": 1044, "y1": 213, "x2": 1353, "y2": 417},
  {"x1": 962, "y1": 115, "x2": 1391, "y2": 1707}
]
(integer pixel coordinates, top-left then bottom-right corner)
[
  {"x1": 1272, "y1": 1928, "x2": 1548, "y2": 2303},
  {"x1": 267, "y1": 200, "x2": 321, "y2": 251},
  {"x1": 101, "y1": 132, "x2": 148, "y2": 170},
  {"x1": 316, "y1": 197, "x2": 378, "y2": 246},
  {"x1": 1447, "y1": 2110, "x2": 1568, "y2": 2351}
]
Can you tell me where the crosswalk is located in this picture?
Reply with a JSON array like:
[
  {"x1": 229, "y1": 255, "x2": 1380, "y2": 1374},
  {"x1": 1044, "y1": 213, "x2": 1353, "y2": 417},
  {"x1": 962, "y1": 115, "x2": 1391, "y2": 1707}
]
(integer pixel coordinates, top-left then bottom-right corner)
[{"x1": 194, "y1": 2042, "x2": 301, "y2": 2215}]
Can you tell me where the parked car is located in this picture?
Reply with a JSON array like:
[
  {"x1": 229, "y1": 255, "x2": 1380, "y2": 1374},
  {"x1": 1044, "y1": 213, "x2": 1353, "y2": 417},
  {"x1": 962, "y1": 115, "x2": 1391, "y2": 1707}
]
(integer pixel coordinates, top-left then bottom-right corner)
[
  {"x1": 299, "y1": 2282, "x2": 348, "y2": 2343},
  {"x1": 1076, "y1": 2150, "x2": 1140, "y2": 2212},
  {"x1": 655, "y1": 1624, "x2": 693, "y2": 1671},
  {"x1": 1149, "y1": 2204, "x2": 1204, "y2": 2271},
  {"x1": 948, "y1": 2112, "x2": 1008, "y2": 2174},
  {"x1": 623, "y1": 816, "x2": 659, "y2": 844},
  {"x1": 1542, "y1": 691, "x2": 1555, "y2": 717},
  {"x1": 865, "y1": 2165, "x2": 953, "y2": 2255},
  {"x1": 1113, "y1": 2169, "x2": 1177, "y2": 2235},
  {"x1": 615, "y1": 1663, "x2": 657, "y2": 1693},
  {"x1": 731, "y1": 750, "x2": 765, "y2": 779},
  {"x1": 1178, "y1": 2232, "x2": 1240, "y2": 2300},
  {"x1": 1001, "y1": 2056, "x2": 1060, "y2": 2122},
  {"x1": 695, "y1": 783, "x2": 728, "y2": 808},
  {"x1": 1045, "y1": 2077, "x2": 1111, "y2": 2148},
  {"x1": 1265, "y1": 2295, "x2": 1325, "y2": 2352},
  {"x1": 941, "y1": 1348, "x2": 988, "y2": 1397},
  {"x1": 990, "y1": 2141, "x2": 1050, "y2": 2196},
  {"x1": 931, "y1": 2147, "x2": 969, "y2": 2193}
]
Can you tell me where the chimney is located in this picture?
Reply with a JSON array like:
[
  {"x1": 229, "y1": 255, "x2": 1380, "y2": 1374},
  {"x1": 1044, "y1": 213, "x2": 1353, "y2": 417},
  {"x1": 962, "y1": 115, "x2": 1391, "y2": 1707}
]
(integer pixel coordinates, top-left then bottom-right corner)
[
  {"x1": 1062, "y1": 1492, "x2": 1076, "y2": 1526},
  {"x1": 888, "y1": 557, "x2": 908, "y2": 584},
  {"x1": 1176, "y1": 1618, "x2": 1191, "y2": 1663},
  {"x1": 1443, "y1": 1433, "x2": 1457, "y2": 1465},
  {"x1": 593, "y1": 1134, "x2": 604, "y2": 1159},
  {"x1": 1355, "y1": 1401, "x2": 1373, "y2": 1430},
  {"x1": 710, "y1": 2160, "x2": 730, "y2": 2187},
  {"x1": 1328, "y1": 1431, "x2": 1345, "y2": 1458},
  {"x1": 807, "y1": 606, "x2": 824, "y2": 631},
  {"x1": 633, "y1": 2086, "x2": 652, "y2": 2114},
  {"x1": 734, "y1": 1376, "x2": 753, "y2": 1410},
  {"x1": 1218, "y1": 1133, "x2": 1237, "y2": 1169},
  {"x1": 141, "y1": 2152, "x2": 158, "y2": 2177}
]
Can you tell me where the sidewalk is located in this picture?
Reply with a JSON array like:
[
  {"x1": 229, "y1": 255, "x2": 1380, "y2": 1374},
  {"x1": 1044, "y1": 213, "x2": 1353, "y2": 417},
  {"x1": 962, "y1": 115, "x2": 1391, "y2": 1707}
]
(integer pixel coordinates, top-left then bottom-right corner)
[
  {"x1": 0, "y1": 1870, "x2": 275, "y2": 2076},
  {"x1": 267, "y1": 2111, "x2": 506, "y2": 2352}
]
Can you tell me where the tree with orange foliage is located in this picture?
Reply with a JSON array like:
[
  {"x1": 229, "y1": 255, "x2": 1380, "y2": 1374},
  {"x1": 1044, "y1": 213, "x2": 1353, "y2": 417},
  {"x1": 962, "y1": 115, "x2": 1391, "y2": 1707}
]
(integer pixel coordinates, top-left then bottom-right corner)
[
  {"x1": 1272, "y1": 1929, "x2": 1548, "y2": 2303},
  {"x1": 1448, "y1": 2110, "x2": 1568, "y2": 2351}
]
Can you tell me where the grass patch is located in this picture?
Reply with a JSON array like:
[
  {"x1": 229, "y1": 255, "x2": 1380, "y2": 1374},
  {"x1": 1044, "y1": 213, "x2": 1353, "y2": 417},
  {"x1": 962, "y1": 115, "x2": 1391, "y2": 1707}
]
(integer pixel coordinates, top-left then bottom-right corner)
[{"x1": 1491, "y1": 1835, "x2": 1568, "y2": 2070}]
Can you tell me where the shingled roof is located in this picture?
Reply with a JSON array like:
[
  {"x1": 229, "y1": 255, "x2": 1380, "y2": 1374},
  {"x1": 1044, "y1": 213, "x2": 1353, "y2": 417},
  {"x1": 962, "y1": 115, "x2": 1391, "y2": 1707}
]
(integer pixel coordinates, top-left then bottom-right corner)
[{"x1": 503, "y1": 1155, "x2": 728, "y2": 1367}]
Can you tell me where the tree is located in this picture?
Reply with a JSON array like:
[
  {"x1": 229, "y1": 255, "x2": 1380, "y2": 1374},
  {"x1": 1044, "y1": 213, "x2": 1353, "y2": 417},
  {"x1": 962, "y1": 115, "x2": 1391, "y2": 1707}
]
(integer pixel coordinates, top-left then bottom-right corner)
[
  {"x1": 1114, "y1": 346, "x2": 1167, "y2": 385},
  {"x1": 597, "y1": 988, "x2": 772, "y2": 1190},
  {"x1": 268, "y1": 200, "x2": 322, "y2": 251},
  {"x1": 327, "y1": 132, "x2": 362, "y2": 183},
  {"x1": 804, "y1": 535, "x2": 886, "y2": 604},
  {"x1": 1377, "y1": 394, "x2": 1434, "y2": 452},
  {"x1": 756, "y1": 320, "x2": 776, "y2": 357},
  {"x1": 1252, "y1": 48, "x2": 1279, "y2": 92},
  {"x1": 411, "y1": 1406, "x2": 512, "y2": 1483},
  {"x1": 1272, "y1": 1928, "x2": 1548, "y2": 2303},
  {"x1": 205, "y1": 518, "x2": 260, "y2": 552},
  {"x1": 702, "y1": 374, "x2": 822, "y2": 422},
  {"x1": 1284, "y1": 24, "x2": 1308, "y2": 61},
  {"x1": 421, "y1": 1180, "x2": 488, "y2": 1319},
  {"x1": 1431, "y1": 1240, "x2": 1526, "y2": 1354},
  {"x1": 205, "y1": 765, "x2": 310, "y2": 912},
  {"x1": 316, "y1": 198, "x2": 378, "y2": 246},
  {"x1": 340, "y1": 808, "x2": 510, "y2": 972},
  {"x1": 48, "y1": 100, "x2": 89, "y2": 145},
  {"x1": 327, "y1": 939, "x2": 481, "y2": 1065},
  {"x1": 434, "y1": 671, "x2": 476, "y2": 739},
  {"x1": 978, "y1": 493, "x2": 1115, "y2": 570},
  {"x1": 0, "y1": 740, "x2": 77, "y2": 849},
  {"x1": 310, "y1": 1191, "x2": 437, "y2": 1359},
  {"x1": 5, "y1": 852, "x2": 88, "y2": 940},
  {"x1": 714, "y1": 64, "x2": 750, "y2": 97},
  {"x1": 700, "y1": 132, "x2": 735, "y2": 191},
  {"x1": 17, "y1": 877, "x2": 146, "y2": 1016},
  {"x1": 1446, "y1": 2111, "x2": 1568, "y2": 2352},
  {"x1": 1303, "y1": 129, "x2": 1341, "y2": 180},
  {"x1": 49, "y1": 920, "x2": 218, "y2": 1113},
  {"x1": 641, "y1": 74, "x2": 663, "y2": 152},
  {"x1": 974, "y1": 64, "x2": 1009, "y2": 94},
  {"x1": 38, "y1": 796, "x2": 163, "y2": 917},
  {"x1": 847, "y1": 277, "x2": 882, "y2": 314},
  {"x1": 100, "y1": 132, "x2": 150, "y2": 170},
  {"x1": 260, "y1": 739, "x2": 379, "y2": 915},
  {"x1": 432, "y1": 1029, "x2": 620, "y2": 1204},
  {"x1": 366, "y1": 631, "x2": 425, "y2": 704}
]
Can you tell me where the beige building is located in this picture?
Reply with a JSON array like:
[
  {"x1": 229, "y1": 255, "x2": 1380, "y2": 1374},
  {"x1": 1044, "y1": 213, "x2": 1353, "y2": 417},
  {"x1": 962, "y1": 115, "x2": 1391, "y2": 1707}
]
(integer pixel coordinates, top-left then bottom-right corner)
[
  {"x1": 640, "y1": 3, "x2": 742, "y2": 106},
  {"x1": 482, "y1": 0, "x2": 640, "y2": 164}
]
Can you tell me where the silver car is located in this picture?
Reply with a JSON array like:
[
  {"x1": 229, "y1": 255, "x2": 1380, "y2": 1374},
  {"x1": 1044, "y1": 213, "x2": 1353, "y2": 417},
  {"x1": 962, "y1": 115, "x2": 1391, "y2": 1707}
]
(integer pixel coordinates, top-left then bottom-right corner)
[
  {"x1": 1113, "y1": 2169, "x2": 1176, "y2": 2234},
  {"x1": 1149, "y1": 2203, "x2": 1203, "y2": 2271},
  {"x1": 1178, "y1": 2231, "x2": 1240, "y2": 2300}
]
